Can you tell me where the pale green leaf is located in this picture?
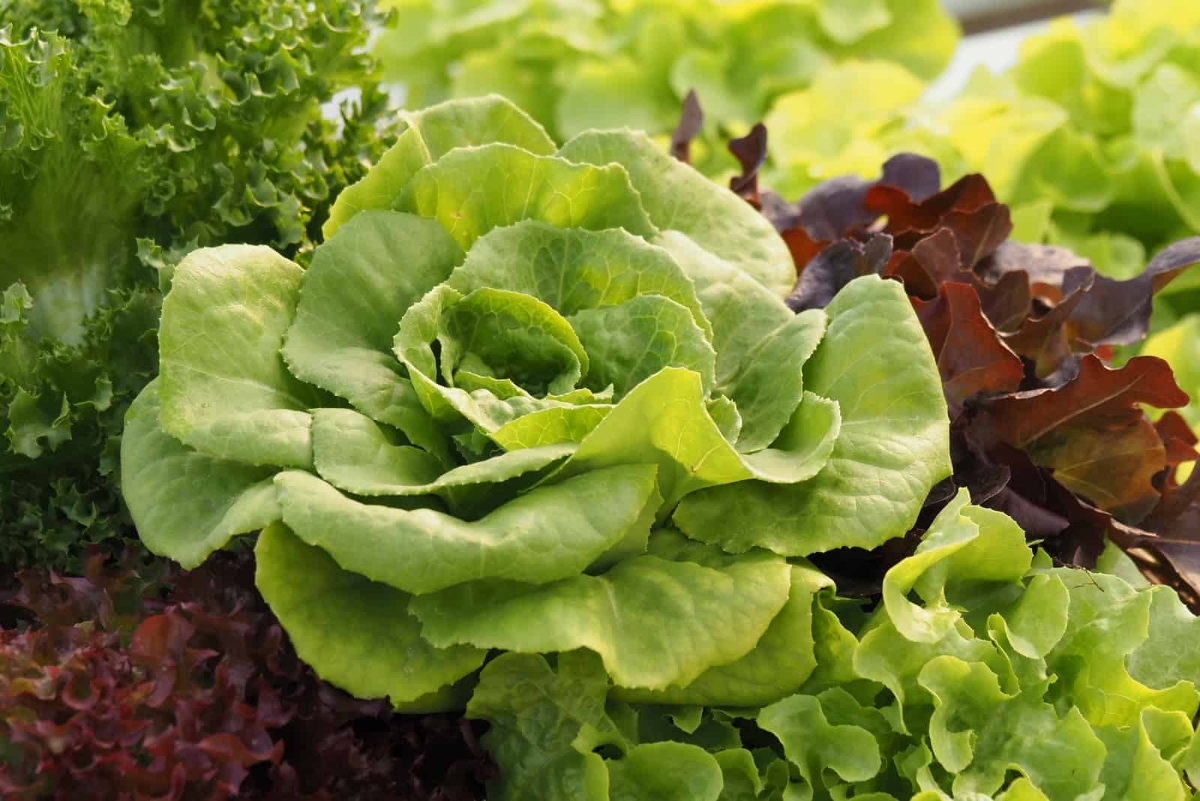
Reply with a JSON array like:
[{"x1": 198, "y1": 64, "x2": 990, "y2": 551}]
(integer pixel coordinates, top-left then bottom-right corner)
[
  {"x1": 557, "y1": 58, "x2": 674, "y2": 140},
  {"x1": 615, "y1": 562, "x2": 832, "y2": 707},
  {"x1": 558, "y1": 129, "x2": 796, "y2": 298},
  {"x1": 158, "y1": 245, "x2": 326, "y2": 469},
  {"x1": 439, "y1": 287, "x2": 588, "y2": 395},
  {"x1": 758, "y1": 694, "x2": 883, "y2": 788},
  {"x1": 311, "y1": 408, "x2": 574, "y2": 506},
  {"x1": 255, "y1": 523, "x2": 486, "y2": 708},
  {"x1": 324, "y1": 94, "x2": 556, "y2": 237},
  {"x1": 673, "y1": 275, "x2": 951, "y2": 555},
  {"x1": 714, "y1": 749, "x2": 764, "y2": 801},
  {"x1": 919, "y1": 656, "x2": 1106, "y2": 800},
  {"x1": 570, "y1": 295, "x2": 716, "y2": 398},
  {"x1": 282, "y1": 211, "x2": 461, "y2": 460},
  {"x1": 651, "y1": 231, "x2": 794, "y2": 390},
  {"x1": 466, "y1": 651, "x2": 619, "y2": 801},
  {"x1": 121, "y1": 380, "x2": 280, "y2": 569},
  {"x1": 817, "y1": 0, "x2": 893, "y2": 44},
  {"x1": 410, "y1": 540, "x2": 793, "y2": 690},
  {"x1": 489, "y1": 404, "x2": 613, "y2": 449},
  {"x1": 718, "y1": 309, "x2": 826, "y2": 453},
  {"x1": 274, "y1": 464, "x2": 660, "y2": 595},
  {"x1": 1045, "y1": 569, "x2": 1200, "y2": 728},
  {"x1": 1095, "y1": 710, "x2": 1191, "y2": 801},
  {"x1": 1126, "y1": 585, "x2": 1200, "y2": 693},
  {"x1": 447, "y1": 221, "x2": 710, "y2": 339},
  {"x1": 396, "y1": 142, "x2": 657, "y2": 251},
  {"x1": 556, "y1": 368, "x2": 837, "y2": 513},
  {"x1": 608, "y1": 742, "x2": 724, "y2": 801}
]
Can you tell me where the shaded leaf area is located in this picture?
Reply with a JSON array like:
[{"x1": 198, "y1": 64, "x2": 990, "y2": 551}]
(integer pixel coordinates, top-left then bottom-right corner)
[
  {"x1": 0, "y1": 549, "x2": 491, "y2": 801},
  {"x1": 764, "y1": 153, "x2": 1200, "y2": 609}
]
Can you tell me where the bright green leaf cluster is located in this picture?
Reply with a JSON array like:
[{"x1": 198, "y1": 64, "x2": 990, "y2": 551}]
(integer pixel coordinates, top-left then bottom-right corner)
[
  {"x1": 469, "y1": 489, "x2": 1200, "y2": 800},
  {"x1": 0, "y1": 0, "x2": 388, "y2": 569},
  {"x1": 373, "y1": 0, "x2": 959, "y2": 176},
  {"x1": 121, "y1": 96, "x2": 951, "y2": 721}
]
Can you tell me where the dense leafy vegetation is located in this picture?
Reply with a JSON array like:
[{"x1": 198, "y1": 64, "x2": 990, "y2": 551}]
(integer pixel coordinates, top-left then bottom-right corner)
[
  {"x1": 0, "y1": 548, "x2": 493, "y2": 800},
  {"x1": 753, "y1": 148, "x2": 1200, "y2": 610},
  {"x1": 120, "y1": 93, "x2": 957, "y2": 795},
  {"x1": 6, "y1": 0, "x2": 1200, "y2": 796},
  {"x1": 469, "y1": 492, "x2": 1200, "y2": 800},
  {"x1": 0, "y1": 0, "x2": 389, "y2": 570},
  {"x1": 373, "y1": 0, "x2": 959, "y2": 176},
  {"x1": 760, "y1": 0, "x2": 1200, "y2": 426},
  {"x1": 118, "y1": 92, "x2": 1200, "y2": 799}
]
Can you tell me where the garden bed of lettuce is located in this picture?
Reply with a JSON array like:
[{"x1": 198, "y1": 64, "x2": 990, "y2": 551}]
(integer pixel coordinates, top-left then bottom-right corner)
[{"x1": 4, "y1": 1, "x2": 1200, "y2": 800}]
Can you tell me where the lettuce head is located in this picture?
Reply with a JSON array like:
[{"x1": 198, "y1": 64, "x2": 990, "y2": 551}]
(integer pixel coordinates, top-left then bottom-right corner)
[{"x1": 120, "y1": 95, "x2": 952, "y2": 715}]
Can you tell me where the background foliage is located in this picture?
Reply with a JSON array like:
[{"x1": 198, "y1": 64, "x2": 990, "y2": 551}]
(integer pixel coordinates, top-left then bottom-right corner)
[
  {"x1": 0, "y1": 0, "x2": 392, "y2": 570},
  {"x1": 373, "y1": 0, "x2": 959, "y2": 176}
]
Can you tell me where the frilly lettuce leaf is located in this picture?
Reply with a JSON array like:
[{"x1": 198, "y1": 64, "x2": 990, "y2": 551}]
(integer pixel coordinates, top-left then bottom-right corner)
[
  {"x1": 457, "y1": 489, "x2": 1200, "y2": 800},
  {"x1": 0, "y1": 0, "x2": 388, "y2": 569}
]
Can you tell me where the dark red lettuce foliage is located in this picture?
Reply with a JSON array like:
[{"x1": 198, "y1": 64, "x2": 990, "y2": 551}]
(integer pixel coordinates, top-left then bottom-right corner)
[
  {"x1": 0, "y1": 549, "x2": 492, "y2": 801},
  {"x1": 762, "y1": 153, "x2": 1200, "y2": 610}
]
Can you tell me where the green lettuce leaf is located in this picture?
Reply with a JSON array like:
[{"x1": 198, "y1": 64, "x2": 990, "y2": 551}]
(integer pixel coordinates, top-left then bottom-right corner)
[
  {"x1": 119, "y1": 96, "x2": 959, "y2": 793},
  {"x1": 673, "y1": 275, "x2": 951, "y2": 555}
]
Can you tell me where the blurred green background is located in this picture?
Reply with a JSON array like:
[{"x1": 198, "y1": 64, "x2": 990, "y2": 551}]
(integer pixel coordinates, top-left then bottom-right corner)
[{"x1": 372, "y1": 0, "x2": 1200, "y2": 430}]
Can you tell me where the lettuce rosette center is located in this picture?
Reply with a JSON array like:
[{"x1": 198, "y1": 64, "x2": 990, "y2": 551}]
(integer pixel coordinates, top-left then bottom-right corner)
[{"x1": 120, "y1": 96, "x2": 951, "y2": 719}]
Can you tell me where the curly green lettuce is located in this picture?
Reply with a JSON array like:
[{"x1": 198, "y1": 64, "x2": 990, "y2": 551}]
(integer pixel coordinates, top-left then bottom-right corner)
[
  {"x1": 0, "y1": 0, "x2": 387, "y2": 569},
  {"x1": 373, "y1": 0, "x2": 959, "y2": 176},
  {"x1": 120, "y1": 95, "x2": 952, "y2": 716},
  {"x1": 467, "y1": 490, "x2": 1200, "y2": 801}
]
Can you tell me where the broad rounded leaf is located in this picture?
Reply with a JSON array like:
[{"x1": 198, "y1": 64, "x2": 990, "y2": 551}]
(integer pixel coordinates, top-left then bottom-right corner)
[
  {"x1": 282, "y1": 211, "x2": 461, "y2": 458},
  {"x1": 324, "y1": 95, "x2": 556, "y2": 236},
  {"x1": 674, "y1": 275, "x2": 951, "y2": 555},
  {"x1": 275, "y1": 466, "x2": 661, "y2": 595},
  {"x1": 411, "y1": 543, "x2": 792, "y2": 691},
  {"x1": 121, "y1": 380, "x2": 280, "y2": 569},
  {"x1": 615, "y1": 563, "x2": 831, "y2": 707},
  {"x1": 158, "y1": 245, "x2": 326, "y2": 469},
  {"x1": 559, "y1": 129, "x2": 795, "y2": 298},
  {"x1": 607, "y1": 742, "x2": 723, "y2": 801},
  {"x1": 396, "y1": 142, "x2": 657, "y2": 250},
  {"x1": 255, "y1": 523, "x2": 486, "y2": 708}
]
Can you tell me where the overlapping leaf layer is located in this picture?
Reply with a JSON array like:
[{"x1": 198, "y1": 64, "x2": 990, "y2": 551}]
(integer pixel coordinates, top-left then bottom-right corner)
[
  {"x1": 468, "y1": 491, "x2": 1200, "y2": 800},
  {"x1": 765, "y1": 151, "x2": 1200, "y2": 617},
  {"x1": 118, "y1": 93, "x2": 1200, "y2": 800},
  {"x1": 119, "y1": 95, "x2": 962, "y2": 797}
]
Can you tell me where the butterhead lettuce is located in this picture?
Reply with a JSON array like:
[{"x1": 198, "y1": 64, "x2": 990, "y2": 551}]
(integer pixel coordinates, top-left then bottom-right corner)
[{"x1": 121, "y1": 95, "x2": 951, "y2": 716}]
